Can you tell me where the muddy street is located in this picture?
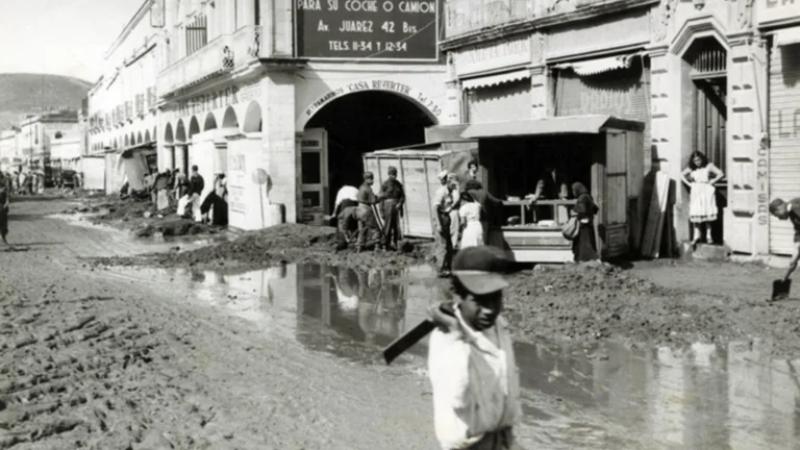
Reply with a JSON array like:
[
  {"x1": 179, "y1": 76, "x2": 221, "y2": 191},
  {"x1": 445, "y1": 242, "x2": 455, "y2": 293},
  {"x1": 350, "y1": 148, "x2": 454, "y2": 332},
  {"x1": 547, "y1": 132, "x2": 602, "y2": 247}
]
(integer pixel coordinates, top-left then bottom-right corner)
[{"x1": 2, "y1": 199, "x2": 800, "y2": 449}]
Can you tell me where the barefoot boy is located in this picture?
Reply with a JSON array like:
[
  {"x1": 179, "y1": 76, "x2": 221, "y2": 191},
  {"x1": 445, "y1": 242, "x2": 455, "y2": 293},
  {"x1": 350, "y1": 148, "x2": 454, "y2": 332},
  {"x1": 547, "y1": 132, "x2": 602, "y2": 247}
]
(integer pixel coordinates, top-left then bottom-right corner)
[
  {"x1": 769, "y1": 198, "x2": 800, "y2": 282},
  {"x1": 428, "y1": 246, "x2": 521, "y2": 450}
]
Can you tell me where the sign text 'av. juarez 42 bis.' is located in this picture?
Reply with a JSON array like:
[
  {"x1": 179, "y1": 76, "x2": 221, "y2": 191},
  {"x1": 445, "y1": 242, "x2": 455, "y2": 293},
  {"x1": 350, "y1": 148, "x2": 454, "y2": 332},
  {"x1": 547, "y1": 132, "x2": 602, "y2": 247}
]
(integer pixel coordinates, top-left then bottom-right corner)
[{"x1": 295, "y1": 0, "x2": 438, "y2": 60}]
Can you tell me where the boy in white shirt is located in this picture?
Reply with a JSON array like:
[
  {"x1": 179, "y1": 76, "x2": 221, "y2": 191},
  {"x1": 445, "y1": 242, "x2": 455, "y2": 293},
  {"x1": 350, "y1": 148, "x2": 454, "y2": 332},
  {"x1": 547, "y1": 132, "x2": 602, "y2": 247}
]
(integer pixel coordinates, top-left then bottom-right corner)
[{"x1": 428, "y1": 246, "x2": 522, "y2": 450}]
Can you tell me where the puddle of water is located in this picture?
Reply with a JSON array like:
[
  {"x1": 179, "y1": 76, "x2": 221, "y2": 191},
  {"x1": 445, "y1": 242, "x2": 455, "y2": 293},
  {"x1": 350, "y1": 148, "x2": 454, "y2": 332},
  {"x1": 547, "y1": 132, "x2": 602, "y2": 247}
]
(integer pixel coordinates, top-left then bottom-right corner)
[{"x1": 108, "y1": 263, "x2": 800, "y2": 449}]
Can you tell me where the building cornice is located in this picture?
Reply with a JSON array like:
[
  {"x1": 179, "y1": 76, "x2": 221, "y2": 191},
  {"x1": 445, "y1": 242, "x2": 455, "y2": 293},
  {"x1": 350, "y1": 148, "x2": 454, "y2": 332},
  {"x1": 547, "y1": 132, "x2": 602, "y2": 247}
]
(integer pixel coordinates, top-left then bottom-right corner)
[
  {"x1": 105, "y1": 0, "x2": 153, "y2": 60},
  {"x1": 440, "y1": 0, "x2": 659, "y2": 51}
]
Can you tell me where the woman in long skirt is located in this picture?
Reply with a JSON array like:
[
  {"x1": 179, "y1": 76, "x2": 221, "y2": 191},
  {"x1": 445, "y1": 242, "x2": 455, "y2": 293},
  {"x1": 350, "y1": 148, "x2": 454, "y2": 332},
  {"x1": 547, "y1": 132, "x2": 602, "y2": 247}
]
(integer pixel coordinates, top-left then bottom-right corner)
[
  {"x1": 681, "y1": 151, "x2": 724, "y2": 247},
  {"x1": 571, "y1": 182, "x2": 599, "y2": 262},
  {"x1": 458, "y1": 191, "x2": 484, "y2": 249}
]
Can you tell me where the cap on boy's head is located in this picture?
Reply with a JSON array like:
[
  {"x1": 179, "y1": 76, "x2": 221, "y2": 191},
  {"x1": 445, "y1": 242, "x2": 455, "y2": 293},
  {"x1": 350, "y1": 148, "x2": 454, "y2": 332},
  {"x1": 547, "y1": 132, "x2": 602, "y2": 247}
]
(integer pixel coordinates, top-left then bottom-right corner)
[
  {"x1": 191, "y1": 165, "x2": 198, "y2": 171},
  {"x1": 363, "y1": 171, "x2": 374, "y2": 180},
  {"x1": 388, "y1": 166, "x2": 398, "y2": 176},
  {"x1": 452, "y1": 246, "x2": 516, "y2": 295},
  {"x1": 770, "y1": 198, "x2": 786, "y2": 215}
]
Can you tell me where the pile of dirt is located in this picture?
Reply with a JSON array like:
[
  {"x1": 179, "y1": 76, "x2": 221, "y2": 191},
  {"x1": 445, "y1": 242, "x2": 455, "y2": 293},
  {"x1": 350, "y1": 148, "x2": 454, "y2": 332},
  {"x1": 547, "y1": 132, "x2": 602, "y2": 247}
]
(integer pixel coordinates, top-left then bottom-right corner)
[
  {"x1": 91, "y1": 198, "x2": 153, "y2": 223},
  {"x1": 131, "y1": 217, "x2": 218, "y2": 238},
  {"x1": 501, "y1": 262, "x2": 800, "y2": 354},
  {"x1": 92, "y1": 223, "x2": 432, "y2": 271}
]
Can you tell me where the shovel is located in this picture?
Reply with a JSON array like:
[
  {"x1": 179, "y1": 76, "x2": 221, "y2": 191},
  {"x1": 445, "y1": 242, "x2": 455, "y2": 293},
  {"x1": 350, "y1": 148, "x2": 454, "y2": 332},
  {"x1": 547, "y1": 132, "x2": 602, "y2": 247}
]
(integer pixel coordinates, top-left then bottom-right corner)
[
  {"x1": 771, "y1": 279, "x2": 792, "y2": 302},
  {"x1": 382, "y1": 302, "x2": 454, "y2": 365}
]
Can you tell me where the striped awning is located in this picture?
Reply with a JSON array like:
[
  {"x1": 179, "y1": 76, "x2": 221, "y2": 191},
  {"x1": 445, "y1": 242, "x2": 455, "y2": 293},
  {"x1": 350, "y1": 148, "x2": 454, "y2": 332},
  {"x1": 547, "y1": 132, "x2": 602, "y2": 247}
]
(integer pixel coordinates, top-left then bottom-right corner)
[
  {"x1": 553, "y1": 54, "x2": 634, "y2": 76},
  {"x1": 461, "y1": 69, "x2": 530, "y2": 90},
  {"x1": 775, "y1": 27, "x2": 800, "y2": 47}
]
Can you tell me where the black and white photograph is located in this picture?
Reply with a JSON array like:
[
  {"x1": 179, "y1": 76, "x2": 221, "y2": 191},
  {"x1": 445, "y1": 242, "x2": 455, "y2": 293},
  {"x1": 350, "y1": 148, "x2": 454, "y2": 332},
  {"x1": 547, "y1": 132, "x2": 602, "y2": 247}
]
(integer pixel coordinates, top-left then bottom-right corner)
[{"x1": 1, "y1": 0, "x2": 800, "y2": 448}]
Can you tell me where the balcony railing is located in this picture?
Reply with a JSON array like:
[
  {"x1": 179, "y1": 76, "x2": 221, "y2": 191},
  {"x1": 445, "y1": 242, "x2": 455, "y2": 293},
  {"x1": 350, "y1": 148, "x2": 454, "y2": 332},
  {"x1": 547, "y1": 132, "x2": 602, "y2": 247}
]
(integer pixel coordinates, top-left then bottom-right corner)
[
  {"x1": 444, "y1": 0, "x2": 612, "y2": 39},
  {"x1": 158, "y1": 25, "x2": 262, "y2": 96}
]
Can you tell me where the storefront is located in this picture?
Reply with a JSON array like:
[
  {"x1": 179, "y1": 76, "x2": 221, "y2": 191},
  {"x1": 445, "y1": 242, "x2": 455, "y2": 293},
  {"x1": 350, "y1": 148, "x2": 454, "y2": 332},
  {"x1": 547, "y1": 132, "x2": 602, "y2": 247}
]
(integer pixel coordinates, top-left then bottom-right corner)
[
  {"x1": 761, "y1": 1, "x2": 800, "y2": 256},
  {"x1": 462, "y1": 115, "x2": 645, "y2": 262}
]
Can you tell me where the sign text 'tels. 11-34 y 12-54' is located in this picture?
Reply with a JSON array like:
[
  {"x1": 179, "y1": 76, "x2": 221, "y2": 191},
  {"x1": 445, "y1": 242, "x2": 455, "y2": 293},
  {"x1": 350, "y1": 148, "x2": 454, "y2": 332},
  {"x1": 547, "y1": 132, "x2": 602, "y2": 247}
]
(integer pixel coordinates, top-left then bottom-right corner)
[{"x1": 295, "y1": 0, "x2": 438, "y2": 60}]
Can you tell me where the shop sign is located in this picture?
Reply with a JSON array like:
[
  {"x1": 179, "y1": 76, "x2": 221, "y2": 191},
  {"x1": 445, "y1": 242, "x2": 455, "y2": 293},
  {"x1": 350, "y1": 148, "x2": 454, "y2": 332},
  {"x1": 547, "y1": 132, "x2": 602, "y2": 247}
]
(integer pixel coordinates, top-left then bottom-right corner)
[
  {"x1": 757, "y1": 0, "x2": 800, "y2": 27},
  {"x1": 453, "y1": 36, "x2": 531, "y2": 76},
  {"x1": 176, "y1": 86, "x2": 240, "y2": 117},
  {"x1": 756, "y1": 138, "x2": 769, "y2": 226},
  {"x1": 294, "y1": 0, "x2": 438, "y2": 60},
  {"x1": 545, "y1": 10, "x2": 649, "y2": 60},
  {"x1": 301, "y1": 79, "x2": 442, "y2": 125},
  {"x1": 554, "y1": 68, "x2": 647, "y2": 120}
]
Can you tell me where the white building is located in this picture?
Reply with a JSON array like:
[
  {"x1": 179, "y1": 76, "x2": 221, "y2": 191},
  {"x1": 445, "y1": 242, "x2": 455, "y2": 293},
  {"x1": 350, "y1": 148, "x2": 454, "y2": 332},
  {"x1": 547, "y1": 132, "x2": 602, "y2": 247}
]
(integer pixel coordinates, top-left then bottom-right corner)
[
  {"x1": 87, "y1": 0, "x2": 162, "y2": 193},
  {"x1": 18, "y1": 111, "x2": 80, "y2": 185},
  {"x1": 0, "y1": 129, "x2": 21, "y2": 173},
  {"x1": 155, "y1": 0, "x2": 450, "y2": 229}
]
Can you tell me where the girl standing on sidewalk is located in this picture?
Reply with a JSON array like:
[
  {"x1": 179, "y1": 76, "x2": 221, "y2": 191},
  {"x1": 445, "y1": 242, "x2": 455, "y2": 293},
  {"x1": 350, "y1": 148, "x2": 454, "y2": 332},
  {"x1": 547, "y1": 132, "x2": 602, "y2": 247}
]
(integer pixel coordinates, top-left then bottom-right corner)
[{"x1": 681, "y1": 151, "x2": 724, "y2": 247}]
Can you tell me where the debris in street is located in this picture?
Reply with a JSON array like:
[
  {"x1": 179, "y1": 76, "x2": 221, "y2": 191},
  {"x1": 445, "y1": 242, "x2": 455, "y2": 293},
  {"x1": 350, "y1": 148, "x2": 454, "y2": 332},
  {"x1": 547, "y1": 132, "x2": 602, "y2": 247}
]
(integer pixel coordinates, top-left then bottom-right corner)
[{"x1": 92, "y1": 223, "x2": 433, "y2": 271}]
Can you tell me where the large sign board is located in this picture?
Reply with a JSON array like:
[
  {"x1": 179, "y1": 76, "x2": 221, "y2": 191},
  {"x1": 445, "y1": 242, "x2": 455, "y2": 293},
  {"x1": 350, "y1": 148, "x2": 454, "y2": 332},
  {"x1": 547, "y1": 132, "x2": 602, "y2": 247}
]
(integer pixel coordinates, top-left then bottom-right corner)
[{"x1": 295, "y1": 0, "x2": 438, "y2": 61}]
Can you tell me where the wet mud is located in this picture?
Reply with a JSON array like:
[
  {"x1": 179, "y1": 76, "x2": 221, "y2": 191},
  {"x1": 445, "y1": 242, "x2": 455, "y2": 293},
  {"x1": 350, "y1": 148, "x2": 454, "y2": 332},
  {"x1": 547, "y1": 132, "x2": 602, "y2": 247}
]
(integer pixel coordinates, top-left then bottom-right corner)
[
  {"x1": 92, "y1": 223, "x2": 433, "y2": 272},
  {"x1": 97, "y1": 262, "x2": 800, "y2": 449},
  {"x1": 62, "y1": 195, "x2": 220, "y2": 238}
]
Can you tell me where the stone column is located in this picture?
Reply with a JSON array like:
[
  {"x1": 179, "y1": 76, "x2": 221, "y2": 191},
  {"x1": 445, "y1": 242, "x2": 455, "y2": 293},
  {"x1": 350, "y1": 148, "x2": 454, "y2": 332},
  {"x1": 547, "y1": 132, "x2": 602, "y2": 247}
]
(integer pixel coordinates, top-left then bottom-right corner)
[
  {"x1": 647, "y1": 44, "x2": 691, "y2": 243},
  {"x1": 530, "y1": 65, "x2": 547, "y2": 120},
  {"x1": 725, "y1": 34, "x2": 768, "y2": 255},
  {"x1": 260, "y1": 71, "x2": 298, "y2": 223}
]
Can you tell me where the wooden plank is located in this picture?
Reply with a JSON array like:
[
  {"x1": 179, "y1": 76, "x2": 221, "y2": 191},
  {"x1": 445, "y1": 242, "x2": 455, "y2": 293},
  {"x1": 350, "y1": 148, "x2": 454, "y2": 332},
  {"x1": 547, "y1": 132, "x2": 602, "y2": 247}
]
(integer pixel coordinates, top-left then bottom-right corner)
[{"x1": 640, "y1": 171, "x2": 669, "y2": 258}]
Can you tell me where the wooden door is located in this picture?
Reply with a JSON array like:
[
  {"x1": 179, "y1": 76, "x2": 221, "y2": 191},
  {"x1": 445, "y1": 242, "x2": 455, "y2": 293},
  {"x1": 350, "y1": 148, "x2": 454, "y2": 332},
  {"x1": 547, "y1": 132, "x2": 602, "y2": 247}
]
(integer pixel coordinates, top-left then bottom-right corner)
[
  {"x1": 603, "y1": 130, "x2": 629, "y2": 257},
  {"x1": 300, "y1": 128, "x2": 329, "y2": 223}
]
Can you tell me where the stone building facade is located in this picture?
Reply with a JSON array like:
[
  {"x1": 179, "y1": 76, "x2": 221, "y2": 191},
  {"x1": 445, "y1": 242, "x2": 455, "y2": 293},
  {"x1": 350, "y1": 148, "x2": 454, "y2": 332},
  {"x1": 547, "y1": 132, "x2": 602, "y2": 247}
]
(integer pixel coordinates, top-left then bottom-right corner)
[
  {"x1": 155, "y1": 0, "x2": 449, "y2": 229},
  {"x1": 439, "y1": 0, "x2": 799, "y2": 258}
]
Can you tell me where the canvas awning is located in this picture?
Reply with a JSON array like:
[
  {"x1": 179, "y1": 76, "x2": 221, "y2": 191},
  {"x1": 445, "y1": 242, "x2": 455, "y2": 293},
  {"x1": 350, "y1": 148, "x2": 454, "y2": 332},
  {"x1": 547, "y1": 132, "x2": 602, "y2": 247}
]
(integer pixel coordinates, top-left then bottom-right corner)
[
  {"x1": 775, "y1": 27, "x2": 800, "y2": 47},
  {"x1": 461, "y1": 69, "x2": 530, "y2": 90},
  {"x1": 553, "y1": 54, "x2": 635, "y2": 76},
  {"x1": 120, "y1": 141, "x2": 156, "y2": 158},
  {"x1": 461, "y1": 115, "x2": 644, "y2": 139}
]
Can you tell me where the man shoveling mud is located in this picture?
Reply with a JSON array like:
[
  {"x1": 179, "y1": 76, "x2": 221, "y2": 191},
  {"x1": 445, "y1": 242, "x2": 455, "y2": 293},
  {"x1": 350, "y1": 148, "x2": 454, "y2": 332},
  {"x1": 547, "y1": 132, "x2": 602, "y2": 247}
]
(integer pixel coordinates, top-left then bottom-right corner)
[
  {"x1": 770, "y1": 198, "x2": 800, "y2": 300},
  {"x1": 427, "y1": 246, "x2": 522, "y2": 450}
]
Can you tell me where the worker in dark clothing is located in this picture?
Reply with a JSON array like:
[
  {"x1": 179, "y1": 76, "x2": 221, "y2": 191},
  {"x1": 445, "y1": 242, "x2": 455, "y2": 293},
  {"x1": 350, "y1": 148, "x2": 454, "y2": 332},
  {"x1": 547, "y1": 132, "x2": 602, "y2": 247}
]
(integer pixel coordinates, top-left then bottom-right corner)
[
  {"x1": 356, "y1": 171, "x2": 381, "y2": 252},
  {"x1": 200, "y1": 175, "x2": 228, "y2": 227},
  {"x1": 379, "y1": 166, "x2": 405, "y2": 251},
  {"x1": 189, "y1": 165, "x2": 204, "y2": 196}
]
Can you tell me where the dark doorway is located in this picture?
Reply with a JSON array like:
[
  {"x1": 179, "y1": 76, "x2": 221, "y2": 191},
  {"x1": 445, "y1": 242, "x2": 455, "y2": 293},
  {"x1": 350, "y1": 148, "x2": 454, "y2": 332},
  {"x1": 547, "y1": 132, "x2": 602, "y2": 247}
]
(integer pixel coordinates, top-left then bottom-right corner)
[
  {"x1": 693, "y1": 78, "x2": 727, "y2": 244},
  {"x1": 686, "y1": 37, "x2": 728, "y2": 244},
  {"x1": 305, "y1": 91, "x2": 435, "y2": 212}
]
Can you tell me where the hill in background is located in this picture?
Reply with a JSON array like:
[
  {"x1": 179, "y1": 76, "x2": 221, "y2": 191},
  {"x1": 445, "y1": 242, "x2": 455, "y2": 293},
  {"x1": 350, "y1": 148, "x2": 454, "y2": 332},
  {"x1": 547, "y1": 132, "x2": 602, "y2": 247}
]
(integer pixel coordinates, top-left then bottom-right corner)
[{"x1": 0, "y1": 73, "x2": 92, "y2": 129}]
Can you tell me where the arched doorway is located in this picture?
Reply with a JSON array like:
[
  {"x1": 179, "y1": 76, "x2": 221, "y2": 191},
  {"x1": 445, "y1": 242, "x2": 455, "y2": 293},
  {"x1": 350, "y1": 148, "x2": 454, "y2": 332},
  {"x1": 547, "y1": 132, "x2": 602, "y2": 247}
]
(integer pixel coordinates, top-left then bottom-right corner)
[
  {"x1": 222, "y1": 106, "x2": 239, "y2": 129},
  {"x1": 164, "y1": 123, "x2": 175, "y2": 169},
  {"x1": 243, "y1": 102, "x2": 262, "y2": 133},
  {"x1": 302, "y1": 91, "x2": 436, "y2": 217},
  {"x1": 682, "y1": 36, "x2": 728, "y2": 244},
  {"x1": 204, "y1": 112, "x2": 218, "y2": 131},
  {"x1": 175, "y1": 119, "x2": 188, "y2": 174}
]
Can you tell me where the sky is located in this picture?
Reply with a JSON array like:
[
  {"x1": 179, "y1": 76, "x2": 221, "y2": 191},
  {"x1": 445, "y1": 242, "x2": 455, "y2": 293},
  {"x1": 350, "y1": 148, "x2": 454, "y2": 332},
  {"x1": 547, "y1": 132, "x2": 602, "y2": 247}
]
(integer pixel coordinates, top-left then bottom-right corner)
[{"x1": 0, "y1": 0, "x2": 145, "y2": 83}]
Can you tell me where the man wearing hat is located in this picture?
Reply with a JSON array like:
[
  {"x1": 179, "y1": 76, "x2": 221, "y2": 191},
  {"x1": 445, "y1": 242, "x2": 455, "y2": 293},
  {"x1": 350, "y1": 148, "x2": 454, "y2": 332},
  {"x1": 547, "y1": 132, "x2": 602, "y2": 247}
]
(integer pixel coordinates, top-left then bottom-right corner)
[
  {"x1": 427, "y1": 246, "x2": 521, "y2": 450},
  {"x1": 355, "y1": 171, "x2": 380, "y2": 252},
  {"x1": 379, "y1": 166, "x2": 405, "y2": 251},
  {"x1": 433, "y1": 171, "x2": 457, "y2": 275}
]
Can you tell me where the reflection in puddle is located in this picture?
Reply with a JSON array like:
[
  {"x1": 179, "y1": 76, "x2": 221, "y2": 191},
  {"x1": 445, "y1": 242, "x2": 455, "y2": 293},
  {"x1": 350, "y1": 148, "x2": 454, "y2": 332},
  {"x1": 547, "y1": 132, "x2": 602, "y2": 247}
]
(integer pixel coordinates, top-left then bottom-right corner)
[{"x1": 110, "y1": 263, "x2": 800, "y2": 449}]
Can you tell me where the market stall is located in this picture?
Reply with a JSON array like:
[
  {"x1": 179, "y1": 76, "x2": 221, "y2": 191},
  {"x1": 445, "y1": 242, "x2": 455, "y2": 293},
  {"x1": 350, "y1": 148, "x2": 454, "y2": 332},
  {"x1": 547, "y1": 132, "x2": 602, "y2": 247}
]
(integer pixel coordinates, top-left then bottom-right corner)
[
  {"x1": 462, "y1": 115, "x2": 645, "y2": 263},
  {"x1": 363, "y1": 140, "x2": 478, "y2": 238}
]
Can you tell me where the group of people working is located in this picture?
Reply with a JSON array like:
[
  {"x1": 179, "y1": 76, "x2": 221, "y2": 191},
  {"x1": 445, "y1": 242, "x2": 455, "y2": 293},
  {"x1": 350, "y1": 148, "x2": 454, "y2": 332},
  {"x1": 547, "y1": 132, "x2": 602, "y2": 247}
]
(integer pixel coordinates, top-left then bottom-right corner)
[
  {"x1": 434, "y1": 161, "x2": 601, "y2": 274},
  {"x1": 146, "y1": 165, "x2": 229, "y2": 226},
  {"x1": 329, "y1": 166, "x2": 406, "y2": 252}
]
